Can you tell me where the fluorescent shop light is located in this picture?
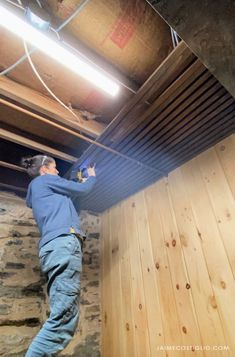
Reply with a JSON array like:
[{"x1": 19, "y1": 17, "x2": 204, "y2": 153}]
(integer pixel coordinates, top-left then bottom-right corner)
[{"x1": 0, "y1": 5, "x2": 120, "y2": 96}]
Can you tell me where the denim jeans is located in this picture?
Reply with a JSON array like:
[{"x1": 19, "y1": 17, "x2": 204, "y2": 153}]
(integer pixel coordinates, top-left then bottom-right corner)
[{"x1": 25, "y1": 234, "x2": 82, "y2": 357}]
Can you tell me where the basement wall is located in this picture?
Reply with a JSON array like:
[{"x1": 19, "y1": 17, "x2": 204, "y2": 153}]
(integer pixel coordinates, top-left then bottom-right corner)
[
  {"x1": 0, "y1": 194, "x2": 101, "y2": 357},
  {"x1": 101, "y1": 134, "x2": 235, "y2": 357}
]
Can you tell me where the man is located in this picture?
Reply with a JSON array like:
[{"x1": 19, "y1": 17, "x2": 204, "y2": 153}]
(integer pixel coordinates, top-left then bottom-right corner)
[{"x1": 21, "y1": 154, "x2": 96, "y2": 356}]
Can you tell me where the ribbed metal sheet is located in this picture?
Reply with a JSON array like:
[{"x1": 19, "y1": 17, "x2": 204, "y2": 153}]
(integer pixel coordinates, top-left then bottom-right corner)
[{"x1": 70, "y1": 41, "x2": 235, "y2": 212}]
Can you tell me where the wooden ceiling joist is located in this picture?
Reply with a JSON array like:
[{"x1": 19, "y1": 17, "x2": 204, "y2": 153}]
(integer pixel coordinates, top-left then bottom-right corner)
[
  {"x1": 0, "y1": 128, "x2": 77, "y2": 163},
  {"x1": 0, "y1": 76, "x2": 105, "y2": 138},
  {"x1": 0, "y1": 160, "x2": 27, "y2": 173},
  {"x1": 0, "y1": 182, "x2": 27, "y2": 193}
]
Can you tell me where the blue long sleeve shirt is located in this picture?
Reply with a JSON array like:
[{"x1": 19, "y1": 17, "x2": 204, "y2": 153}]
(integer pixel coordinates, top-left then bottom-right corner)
[{"x1": 26, "y1": 174, "x2": 96, "y2": 249}]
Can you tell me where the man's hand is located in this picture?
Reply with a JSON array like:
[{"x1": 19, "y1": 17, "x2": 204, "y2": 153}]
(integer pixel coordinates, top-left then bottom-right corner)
[{"x1": 87, "y1": 166, "x2": 96, "y2": 177}]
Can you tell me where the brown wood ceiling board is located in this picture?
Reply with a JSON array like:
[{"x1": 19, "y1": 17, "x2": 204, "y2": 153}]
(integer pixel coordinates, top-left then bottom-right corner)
[
  {"x1": 85, "y1": 95, "x2": 235, "y2": 208},
  {"x1": 108, "y1": 63, "x2": 212, "y2": 158},
  {"x1": 82, "y1": 128, "x2": 232, "y2": 213},
  {"x1": 71, "y1": 41, "x2": 195, "y2": 167},
  {"x1": 69, "y1": 42, "x2": 235, "y2": 212},
  {"x1": 143, "y1": 96, "x2": 235, "y2": 166},
  {"x1": 69, "y1": 43, "x2": 198, "y2": 193},
  {"x1": 68, "y1": 43, "x2": 200, "y2": 210},
  {"x1": 64, "y1": 43, "x2": 192, "y2": 203},
  {"x1": 80, "y1": 116, "x2": 235, "y2": 212},
  {"x1": 128, "y1": 82, "x2": 227, "y2": 162},
  {"x1": 95, "y1": 101, "x2": 235, "y2": 199},
  {"x1": 81, "y1": 70, "x2": 232, "y2": 170}
]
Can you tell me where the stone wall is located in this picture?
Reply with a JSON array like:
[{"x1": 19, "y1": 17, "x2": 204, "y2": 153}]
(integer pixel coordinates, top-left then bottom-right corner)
[{"x1": 0, "y1": 191, "x2": 101, "y2": 357}]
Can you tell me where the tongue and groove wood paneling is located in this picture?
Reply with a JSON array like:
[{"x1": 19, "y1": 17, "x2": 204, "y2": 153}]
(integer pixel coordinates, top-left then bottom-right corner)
[{"x1": 100, "y1": 134, "x2": 235, "y2": 356}]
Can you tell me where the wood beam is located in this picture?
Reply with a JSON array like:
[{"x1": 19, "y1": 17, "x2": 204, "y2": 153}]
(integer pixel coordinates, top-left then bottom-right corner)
[
  {"x1": 0, "y1": 76, "x2": 105, "y2": 138},
  {"x1": 0, "y1": 160, "x2": 27, "y2": 173},
  {"x1": 0, "y1": 128, "x2": 77, "y2": 163},
  {"x1": 0, "y1": 182, "x2": 27, "y2": 193}
]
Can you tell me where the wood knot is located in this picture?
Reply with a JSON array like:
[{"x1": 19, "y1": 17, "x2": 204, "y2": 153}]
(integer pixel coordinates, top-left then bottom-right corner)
[
  {"x1": 196, "y1": 228, "x2": 202, "y2": 240},
  {"x1": 220, "y1": 281, "x2": 226, "y2": 289},
  {"x1": 176, "y1": 284, "x2": 180, "y2": 290},
  {"x1": 139, "y1": 303, "x2": 142, "y2": 310},
  {"x1": 180, "y1": 234, "x2": 187, "y2": 247},
  {"x1": 220, "y1": 145, "x2": 226, "y2": 151},
  {"x1": 126, "y1": 322, "x2": 130, "y2": 331},
  {"x1": 209, "y1": 295, "x2": 217, "y2": 309},
  {"x1": 172, "y1": 239, "x2": 176, "y2": 247},
  {"x1": 186, "y1": 283, "x2": 191, "y2": 289},
  {"x1": 112, "y1": 245, "x2": 119, "y2": 254},
  {"x1": 147, "y1": 267, "x2": 150, "y2": 272},
  {"x1": 104, "y1": 312, "x2": 107, "y2": 324},
  {"x1": 182, "y1": 326, "x2": 187, "y2": 334},
  {"x1": 155, "y1": 262, "x2": 160, "y2": 270},
  {"x1": 165, "y1": 242, "x2": 169, "y2": 247}
]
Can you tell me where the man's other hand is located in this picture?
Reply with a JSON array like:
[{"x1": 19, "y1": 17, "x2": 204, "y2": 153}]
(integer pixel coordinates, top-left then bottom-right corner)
[{"x1": 87, "y1": 166, "x2": 96, "y2": 177}]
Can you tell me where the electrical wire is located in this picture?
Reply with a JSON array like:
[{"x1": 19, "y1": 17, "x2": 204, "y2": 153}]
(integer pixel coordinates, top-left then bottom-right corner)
[
  {"x1": 55, "y1": 0, "x2": 90, "y2": 32},
  {"x1": 170, "y1": 27, "x2": 177, "y2": 48},
  {"x1": 50, "y1": 27, "x2": 62, "y2": 41},
  {"x1": 23, "y1": 40, "x2": 81, "y2": 123},
  {"x1": 5, "y1": 0, "x2": 24, "y2": 10},
  {"x1": 0, "y1": 48, "x2": 36, "y2": 76},
  {"x1": 35, "y1": 0, "x2": 42, "y2": 8}
]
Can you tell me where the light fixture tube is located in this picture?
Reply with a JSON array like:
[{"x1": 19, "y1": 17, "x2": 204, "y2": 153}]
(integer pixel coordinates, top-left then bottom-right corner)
[{"x1": 0, "y1": 5, "x2": 120, "y2": 96}]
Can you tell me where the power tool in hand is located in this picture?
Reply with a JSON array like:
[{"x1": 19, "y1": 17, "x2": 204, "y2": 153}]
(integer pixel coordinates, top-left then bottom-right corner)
[{"x1": 70, "y1": 163, "x2": 95, "y2": 183}]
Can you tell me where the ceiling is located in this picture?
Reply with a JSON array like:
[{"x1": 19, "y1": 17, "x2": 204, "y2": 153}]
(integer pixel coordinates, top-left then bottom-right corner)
[{"x1": 0, "y1": 0, "x2": 234, "y2": 212}]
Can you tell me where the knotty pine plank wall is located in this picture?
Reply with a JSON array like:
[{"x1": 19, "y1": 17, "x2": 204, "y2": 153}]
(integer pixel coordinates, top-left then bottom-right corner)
[{"x1": 100, "y1": 134, "x2": 235, "y2": 357}]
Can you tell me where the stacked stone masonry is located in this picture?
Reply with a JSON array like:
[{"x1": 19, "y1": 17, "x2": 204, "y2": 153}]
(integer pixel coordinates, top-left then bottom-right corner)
[{"x1": 0, "y1": 191, "x2": 101, "y2": 357}]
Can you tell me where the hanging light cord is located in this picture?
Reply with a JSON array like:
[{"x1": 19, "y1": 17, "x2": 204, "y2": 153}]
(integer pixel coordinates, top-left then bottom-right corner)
[{"x1": 23, "y1": 40, "x2": 81, "y2": 123}]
